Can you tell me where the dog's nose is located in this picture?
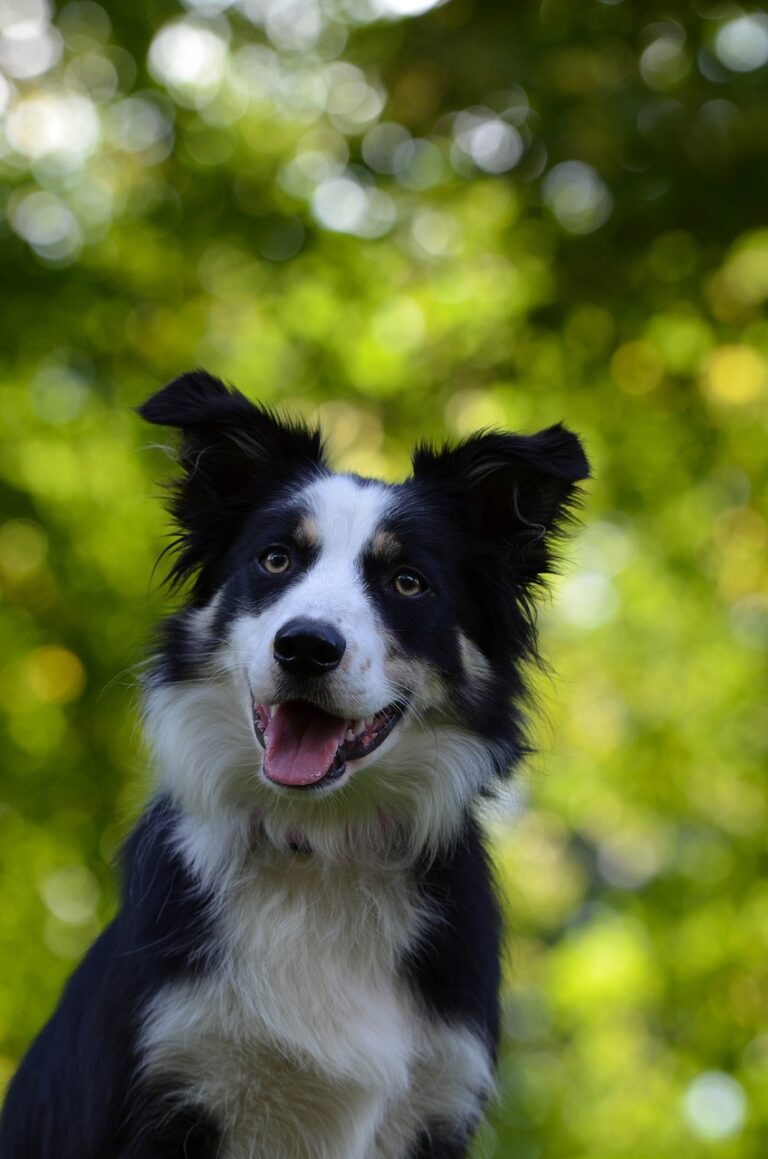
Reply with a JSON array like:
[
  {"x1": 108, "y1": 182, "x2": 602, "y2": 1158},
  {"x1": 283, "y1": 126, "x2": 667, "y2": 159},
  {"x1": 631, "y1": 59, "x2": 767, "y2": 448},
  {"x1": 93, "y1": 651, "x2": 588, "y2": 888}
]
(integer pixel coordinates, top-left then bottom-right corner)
[{"x1": 273, "y1": 618, "x2": 346, "y2": 678}]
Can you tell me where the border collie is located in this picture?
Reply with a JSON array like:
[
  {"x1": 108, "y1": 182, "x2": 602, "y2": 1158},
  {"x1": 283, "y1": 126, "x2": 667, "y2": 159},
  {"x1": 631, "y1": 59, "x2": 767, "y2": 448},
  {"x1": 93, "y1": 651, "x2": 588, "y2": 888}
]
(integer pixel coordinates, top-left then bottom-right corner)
[{"x1": 0, "y1": 371, "x2": 588, "y2": 1159}]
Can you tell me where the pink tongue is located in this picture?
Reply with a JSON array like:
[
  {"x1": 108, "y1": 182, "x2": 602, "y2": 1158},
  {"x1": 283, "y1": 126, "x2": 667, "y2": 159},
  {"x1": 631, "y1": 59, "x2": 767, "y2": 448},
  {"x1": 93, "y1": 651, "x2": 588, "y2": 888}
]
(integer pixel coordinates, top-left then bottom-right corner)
[{"x1": 263, "y1": 701, "x2": 348, "y2": 786}]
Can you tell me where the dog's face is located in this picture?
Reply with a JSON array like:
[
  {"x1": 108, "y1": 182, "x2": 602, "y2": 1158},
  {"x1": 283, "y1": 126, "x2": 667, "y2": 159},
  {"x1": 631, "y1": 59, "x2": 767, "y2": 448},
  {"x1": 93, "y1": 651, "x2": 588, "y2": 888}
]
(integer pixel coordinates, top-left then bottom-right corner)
[
  {"x1": 140, "y1": 373, "x2": 588, "y2": 853},
  {"x1": 236, "y1": 474, "x2": 436, "y2": 791}
]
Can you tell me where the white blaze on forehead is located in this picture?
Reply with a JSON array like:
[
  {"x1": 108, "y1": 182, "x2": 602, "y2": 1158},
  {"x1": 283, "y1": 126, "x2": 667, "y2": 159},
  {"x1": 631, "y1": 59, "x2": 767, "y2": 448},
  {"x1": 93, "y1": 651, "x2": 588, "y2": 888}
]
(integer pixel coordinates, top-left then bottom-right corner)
[
  {"x1": 303, "y1": 474, "x2": 392, "y2": 565},
  {"x1": 241, "y1": 472, "x2": 397, "y2": 719}
]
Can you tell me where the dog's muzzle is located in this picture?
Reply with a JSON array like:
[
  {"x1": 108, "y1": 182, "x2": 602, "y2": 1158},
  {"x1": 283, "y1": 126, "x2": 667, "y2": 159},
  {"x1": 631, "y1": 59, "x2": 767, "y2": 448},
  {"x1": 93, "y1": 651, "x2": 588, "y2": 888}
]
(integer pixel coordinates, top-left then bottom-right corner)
[{"x1": 273, "y1": 618, "x2": 346, "y2": 679}]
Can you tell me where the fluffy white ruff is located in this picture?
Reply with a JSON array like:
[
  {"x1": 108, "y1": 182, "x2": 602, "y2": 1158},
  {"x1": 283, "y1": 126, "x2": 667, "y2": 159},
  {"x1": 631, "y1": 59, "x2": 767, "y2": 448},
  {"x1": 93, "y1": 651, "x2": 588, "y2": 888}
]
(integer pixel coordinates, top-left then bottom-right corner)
[
  {"x1": 144, "y1": 674, "x2": 499, "y2": 869},
  {"x1": 141, "y1": 829, "x2": 493, "y2": 1159}
]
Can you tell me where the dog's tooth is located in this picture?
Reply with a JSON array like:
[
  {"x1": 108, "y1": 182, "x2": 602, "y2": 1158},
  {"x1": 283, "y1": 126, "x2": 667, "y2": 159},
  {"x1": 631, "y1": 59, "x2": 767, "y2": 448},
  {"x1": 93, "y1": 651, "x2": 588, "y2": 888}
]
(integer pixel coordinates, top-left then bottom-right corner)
[
  {"x1": 364, "y1": 716, "x2": 374, "y2": 729},
  {"x1": 345, "y1": 728, "x2": 355, "y2": 742}
]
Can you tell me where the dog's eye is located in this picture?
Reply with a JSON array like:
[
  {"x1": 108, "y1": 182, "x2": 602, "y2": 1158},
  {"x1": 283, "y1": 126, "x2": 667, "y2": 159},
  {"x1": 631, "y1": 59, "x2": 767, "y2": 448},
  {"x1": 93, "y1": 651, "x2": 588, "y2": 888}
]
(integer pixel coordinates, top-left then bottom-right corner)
[
  {"x1": 260, "y1": 548, "x2": 291, "y2": 575},
  {"x1": 392, "y1": 570, "x2": 427, "y2": 597}
]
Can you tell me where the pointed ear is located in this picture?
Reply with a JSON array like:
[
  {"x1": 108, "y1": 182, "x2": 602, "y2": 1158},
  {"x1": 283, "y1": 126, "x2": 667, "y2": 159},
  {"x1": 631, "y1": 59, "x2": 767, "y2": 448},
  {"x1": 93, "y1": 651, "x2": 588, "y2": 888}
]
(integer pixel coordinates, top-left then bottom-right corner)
[
  {"x1": 139, "y1": 370, "x2": 326, "y2": 596},
  {"x1": 411, "y1": 424, "x2": 589, "y2": 583}
]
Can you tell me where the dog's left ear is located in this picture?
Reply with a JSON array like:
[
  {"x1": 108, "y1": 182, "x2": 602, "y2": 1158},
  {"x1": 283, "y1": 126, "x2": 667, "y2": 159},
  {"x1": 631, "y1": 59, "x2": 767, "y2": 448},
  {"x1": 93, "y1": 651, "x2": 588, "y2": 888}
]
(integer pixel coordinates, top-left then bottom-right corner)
[
  {"x1": 139, "y1": 370, "x2": 326, "y2": 597},
  {"x1": 411, "y1": 424, "x2": 590, "y2": 582}
]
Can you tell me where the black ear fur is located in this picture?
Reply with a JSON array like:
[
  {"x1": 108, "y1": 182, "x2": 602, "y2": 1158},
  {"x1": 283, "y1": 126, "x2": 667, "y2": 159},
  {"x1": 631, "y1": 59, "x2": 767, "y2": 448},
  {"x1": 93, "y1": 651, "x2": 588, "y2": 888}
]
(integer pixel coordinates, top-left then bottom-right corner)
[
  {"x1": 139, "y1": 370, "x2": 326, "y2": 598},
  {"x1": 411, "y1": 423, "x2": 589, "y2": 584}
]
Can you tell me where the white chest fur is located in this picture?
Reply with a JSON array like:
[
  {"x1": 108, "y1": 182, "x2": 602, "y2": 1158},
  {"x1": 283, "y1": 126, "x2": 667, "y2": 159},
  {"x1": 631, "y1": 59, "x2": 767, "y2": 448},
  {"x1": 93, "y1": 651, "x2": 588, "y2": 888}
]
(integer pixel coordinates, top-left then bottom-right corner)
[{"x1": 140, "y1": 843, "x2": 490, "y2": 1159}]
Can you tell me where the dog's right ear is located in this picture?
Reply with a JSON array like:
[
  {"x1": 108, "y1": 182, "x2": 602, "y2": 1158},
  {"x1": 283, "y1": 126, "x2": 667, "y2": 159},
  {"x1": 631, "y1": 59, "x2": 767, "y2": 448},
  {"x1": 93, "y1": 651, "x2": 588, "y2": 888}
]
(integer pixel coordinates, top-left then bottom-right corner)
[
  {"x1": 412, "y1": 424, "x2": 589, "y2": 588},
  {"x1": 139, "y1": 370, "x2": 326, "y2": 597}
]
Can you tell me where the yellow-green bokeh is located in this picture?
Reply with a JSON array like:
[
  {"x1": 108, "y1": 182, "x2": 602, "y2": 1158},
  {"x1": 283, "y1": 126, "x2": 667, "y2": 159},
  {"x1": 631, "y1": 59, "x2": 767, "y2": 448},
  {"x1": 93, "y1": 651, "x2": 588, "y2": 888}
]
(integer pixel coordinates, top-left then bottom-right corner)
[{"x1": 0, "y1": 1, "x2": 766, "y2": 1155}]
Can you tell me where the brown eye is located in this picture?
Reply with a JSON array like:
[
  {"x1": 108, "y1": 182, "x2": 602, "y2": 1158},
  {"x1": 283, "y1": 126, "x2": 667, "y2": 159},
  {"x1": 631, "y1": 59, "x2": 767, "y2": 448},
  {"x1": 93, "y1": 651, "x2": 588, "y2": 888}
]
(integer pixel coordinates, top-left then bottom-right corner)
[
  {"x1": 260, "y1": 548, "x2": 291, "y2": 575},
  {"x1": 392, "y1": 570, "x2": 426, "y2": 597}
]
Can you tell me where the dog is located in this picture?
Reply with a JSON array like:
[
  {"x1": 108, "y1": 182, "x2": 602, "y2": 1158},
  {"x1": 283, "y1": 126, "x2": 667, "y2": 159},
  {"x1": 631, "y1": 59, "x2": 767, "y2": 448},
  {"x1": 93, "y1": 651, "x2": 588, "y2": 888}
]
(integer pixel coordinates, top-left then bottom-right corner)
[{"x1": 0, "y1": 371, "x2": 588, "y2": 1158}]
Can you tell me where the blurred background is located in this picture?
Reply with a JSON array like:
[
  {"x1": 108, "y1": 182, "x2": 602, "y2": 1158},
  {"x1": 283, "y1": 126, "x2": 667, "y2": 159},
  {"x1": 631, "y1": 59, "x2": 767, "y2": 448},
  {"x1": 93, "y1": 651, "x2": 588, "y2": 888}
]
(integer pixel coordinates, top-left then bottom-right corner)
[{"x1": 0, "y1": 0, "x2": 766, "y2": 1154}]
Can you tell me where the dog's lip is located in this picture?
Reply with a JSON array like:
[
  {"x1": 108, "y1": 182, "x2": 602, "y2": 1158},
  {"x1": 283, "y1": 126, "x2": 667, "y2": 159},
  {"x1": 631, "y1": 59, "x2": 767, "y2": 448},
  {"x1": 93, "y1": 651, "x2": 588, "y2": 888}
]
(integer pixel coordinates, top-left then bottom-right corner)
[{"x1": 252, "y1": 698, "x2": 407, "y2": 789}]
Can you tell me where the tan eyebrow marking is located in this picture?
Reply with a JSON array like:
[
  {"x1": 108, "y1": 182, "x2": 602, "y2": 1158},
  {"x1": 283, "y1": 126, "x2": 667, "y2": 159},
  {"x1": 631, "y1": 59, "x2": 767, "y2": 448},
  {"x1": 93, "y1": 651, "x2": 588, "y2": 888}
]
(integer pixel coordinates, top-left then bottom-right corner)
[
  {"x1": 370, "y1": 529, "x2": 401, "y2": 562},
  {"x1": 294, "y1": 515, "x2": 320, "y2": 548}
]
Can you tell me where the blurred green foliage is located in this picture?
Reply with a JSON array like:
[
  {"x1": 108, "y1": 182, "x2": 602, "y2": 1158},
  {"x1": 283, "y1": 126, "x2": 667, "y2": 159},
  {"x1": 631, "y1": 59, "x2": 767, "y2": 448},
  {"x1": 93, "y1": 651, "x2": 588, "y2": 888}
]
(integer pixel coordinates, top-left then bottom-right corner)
[{"x1": 0, "y1": 0, "x2": 767, "y2": 1154}]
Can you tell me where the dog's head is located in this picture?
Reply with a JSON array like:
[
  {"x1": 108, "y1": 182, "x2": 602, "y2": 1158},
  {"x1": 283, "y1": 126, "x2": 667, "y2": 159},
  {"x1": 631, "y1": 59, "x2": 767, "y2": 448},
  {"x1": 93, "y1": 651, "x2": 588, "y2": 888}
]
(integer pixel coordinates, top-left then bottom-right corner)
[{"x1": 140, "y1": 372, "x2": 588, "y2": 857}]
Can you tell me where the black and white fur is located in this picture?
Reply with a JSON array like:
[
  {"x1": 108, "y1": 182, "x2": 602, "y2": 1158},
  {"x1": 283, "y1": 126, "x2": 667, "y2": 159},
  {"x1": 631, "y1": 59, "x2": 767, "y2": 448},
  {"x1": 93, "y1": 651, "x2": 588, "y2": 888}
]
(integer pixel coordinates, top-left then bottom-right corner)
[{"x1": 0, "y1": 372, "x2": 589, "y2": 1159}]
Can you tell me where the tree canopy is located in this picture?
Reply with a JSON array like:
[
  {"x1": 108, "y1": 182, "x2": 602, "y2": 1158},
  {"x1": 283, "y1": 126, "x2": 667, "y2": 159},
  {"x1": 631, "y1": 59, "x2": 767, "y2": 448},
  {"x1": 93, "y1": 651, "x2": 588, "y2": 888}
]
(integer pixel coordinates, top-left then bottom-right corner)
[{"x1": 0, "y1": 1, "x2": 766, "y2": 1155}]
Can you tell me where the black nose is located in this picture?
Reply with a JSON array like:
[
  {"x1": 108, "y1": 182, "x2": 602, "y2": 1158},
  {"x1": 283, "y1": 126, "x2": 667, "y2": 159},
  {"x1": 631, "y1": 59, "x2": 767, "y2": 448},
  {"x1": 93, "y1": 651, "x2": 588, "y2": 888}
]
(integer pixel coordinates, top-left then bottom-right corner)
[{"x1": 273, "y1": 618, "x2": 346, "y2": 678}]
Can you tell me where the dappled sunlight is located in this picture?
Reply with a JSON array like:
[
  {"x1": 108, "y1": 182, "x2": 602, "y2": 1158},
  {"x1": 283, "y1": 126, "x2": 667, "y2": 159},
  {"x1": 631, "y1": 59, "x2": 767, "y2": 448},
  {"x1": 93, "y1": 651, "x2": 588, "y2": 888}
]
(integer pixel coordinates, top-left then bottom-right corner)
[
  {"x1": 0, "y1": 0, "x2": 767, "y2": 1154},
  {"x1": 714, "y1": 14, "x2": 768, "y2": 74}
]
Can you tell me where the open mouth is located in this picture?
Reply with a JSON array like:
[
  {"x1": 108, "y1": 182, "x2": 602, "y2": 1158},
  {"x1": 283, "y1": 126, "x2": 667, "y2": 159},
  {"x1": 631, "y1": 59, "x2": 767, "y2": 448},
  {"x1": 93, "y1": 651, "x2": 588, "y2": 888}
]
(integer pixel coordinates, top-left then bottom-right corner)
[{"x1": 252, "y1": 699, "x2": 405, "y2": 789}]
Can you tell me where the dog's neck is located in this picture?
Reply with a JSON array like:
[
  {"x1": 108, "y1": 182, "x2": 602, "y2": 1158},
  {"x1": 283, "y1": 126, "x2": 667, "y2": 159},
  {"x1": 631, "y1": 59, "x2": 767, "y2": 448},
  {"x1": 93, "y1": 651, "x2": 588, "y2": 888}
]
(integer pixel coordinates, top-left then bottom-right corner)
[
  {"x1": 255, "y1": 809, "x2": 424, "y2": 870},
  {"x1": 168, "y1": 798, "x2": 437, "y2": 892}
]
